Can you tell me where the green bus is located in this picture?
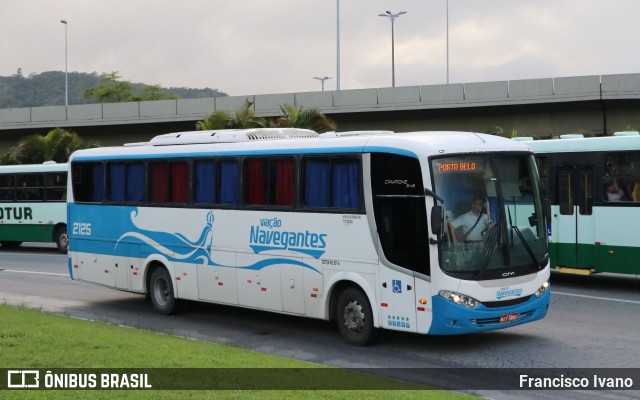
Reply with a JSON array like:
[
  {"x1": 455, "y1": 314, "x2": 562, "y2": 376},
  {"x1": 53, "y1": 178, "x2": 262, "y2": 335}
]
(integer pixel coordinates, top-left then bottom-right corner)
[
  {"x1": 0, "y1": 162, "x2": 68, "y2": 253},
  {"x1": 522, "y1": 132, "x2": 640, "y2": 275}
]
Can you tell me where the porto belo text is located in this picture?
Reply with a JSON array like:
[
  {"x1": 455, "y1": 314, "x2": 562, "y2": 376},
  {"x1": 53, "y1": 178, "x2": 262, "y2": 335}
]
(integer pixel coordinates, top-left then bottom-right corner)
[{"x1": 520, "y1": 374, "x2": 634, "y2": 389}]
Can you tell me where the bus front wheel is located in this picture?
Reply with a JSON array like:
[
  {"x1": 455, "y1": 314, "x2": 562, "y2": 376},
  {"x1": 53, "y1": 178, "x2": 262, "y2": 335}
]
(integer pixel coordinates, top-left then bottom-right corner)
[
  {"x1": 149, "y1": 268, "x2": 177, "y2": 315},
  {"x1": 336, "y1": 287, "x2": 375, "y2": 346}
]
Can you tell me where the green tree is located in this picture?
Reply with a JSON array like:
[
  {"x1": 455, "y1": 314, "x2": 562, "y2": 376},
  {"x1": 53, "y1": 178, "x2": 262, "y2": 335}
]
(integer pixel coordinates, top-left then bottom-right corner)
[
  {"x1": 83, "y1": 72, "x2": 178, "y2": 103},
  {"x1": 195, "y1": 99, "x2": 267, "y2": 130},
  {"x1": 138, "y1": 85, "x2": 179, "y2": 101},
  {"x1": 1, "y1": 128, "x2": 98, "y2": 165},
  {"x1": 270, "y1": 104, "x2": 337, "y2": 132},
  {"x1": 83, "y1": 72, "x2": 135, "y2": 103},
  {"x1": 229, "y1": 99, "x2": 267, "y2": 129},
  {"x1": 195, "y1": 101, "x2": 337, "y2": 133},
  {"x1": 196, "y1": 110, "x2": 231, "y2": 130}
]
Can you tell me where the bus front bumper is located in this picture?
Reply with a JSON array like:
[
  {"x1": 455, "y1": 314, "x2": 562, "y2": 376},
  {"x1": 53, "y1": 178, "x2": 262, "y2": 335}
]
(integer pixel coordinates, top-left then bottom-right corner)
[{"x1": 428, "y1": 290, "x2": 550, "y2": 335}]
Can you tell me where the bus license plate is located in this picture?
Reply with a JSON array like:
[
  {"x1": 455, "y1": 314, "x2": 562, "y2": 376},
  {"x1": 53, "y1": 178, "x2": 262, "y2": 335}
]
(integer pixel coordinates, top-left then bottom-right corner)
[{"x1": 499, "y1": 312, "x2": 519, "y2": 323}]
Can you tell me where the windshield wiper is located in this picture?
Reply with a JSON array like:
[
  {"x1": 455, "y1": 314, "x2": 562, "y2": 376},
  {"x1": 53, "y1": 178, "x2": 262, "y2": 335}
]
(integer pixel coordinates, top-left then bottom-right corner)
[
  {"x1": 476, "y1": 224, "x2": 500, "y2": 278},
  {"x1": 511, "y1": 225, "x2": 542, "y2": 268}
]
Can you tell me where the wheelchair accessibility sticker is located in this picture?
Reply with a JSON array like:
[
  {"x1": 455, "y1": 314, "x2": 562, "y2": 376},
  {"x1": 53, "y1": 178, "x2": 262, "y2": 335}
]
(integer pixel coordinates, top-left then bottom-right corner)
[{"x1": 392, "y1": 280, "x2": 402, "y2": 293}]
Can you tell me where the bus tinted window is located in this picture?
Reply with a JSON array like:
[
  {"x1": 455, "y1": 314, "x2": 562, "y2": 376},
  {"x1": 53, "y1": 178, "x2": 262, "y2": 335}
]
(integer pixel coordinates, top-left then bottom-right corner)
[
  {"x1": 45, "y1": 172, "x2": 67, "y2": 201},
  {"x1": 244, "y1": 158, "x2": 295, "y2": 207},
  {"x1": 0, "y1": 174, "x2": 14, "y2": 201},
  {"x1": 371, "y1": 153, "x2": 429, "y2": 274},
  {"x1": 605, "y1": 153, "x2": 640, "y2": 201},
  {"x1": 108, "y1": 163, "x2": 144, "y2": 203},
  {"x1": 245, "y1": 158, "x2": 267, "y2": 205},
  {"x1": 73, "y1": 163, "x2": 104, "y2": 202},
  {"x1": 219, "y1": 160, "x2": 239, "y2": 205},
  {"x1": 303, "y1": 157, "x2": 360, "y2": 209},
  {"x1": 16, "y1": 174, "x2": 44, "y2": 201},
  {"x1": 194, "y1": 160, "x2": 216, "y2": 204}
]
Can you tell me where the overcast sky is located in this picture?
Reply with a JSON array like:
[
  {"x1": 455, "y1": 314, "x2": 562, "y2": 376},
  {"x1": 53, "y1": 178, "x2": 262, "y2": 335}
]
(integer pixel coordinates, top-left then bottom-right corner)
[{"x1": 2, "y1": 0, "x2": 639, "y2": 96}]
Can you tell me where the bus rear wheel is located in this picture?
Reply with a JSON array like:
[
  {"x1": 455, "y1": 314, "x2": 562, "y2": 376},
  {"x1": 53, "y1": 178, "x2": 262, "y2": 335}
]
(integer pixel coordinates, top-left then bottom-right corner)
[
  {"x1": 149, "y1": 268, "x2": 177, "y2": 315},
  {"x1": 336, "y1": 287, "x2": 375, "y2": 346},
  {"x1": 54, "y1": 226, "x2": 68, "y2": 253}
]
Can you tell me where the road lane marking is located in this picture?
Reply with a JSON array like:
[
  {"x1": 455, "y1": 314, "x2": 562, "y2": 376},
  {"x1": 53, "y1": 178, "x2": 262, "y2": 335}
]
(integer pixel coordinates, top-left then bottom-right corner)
[
  {"x1": 553, "y1": 290, "x2": 640, "y2": 305},
  {"x1": 0, "y1": 269, "x2": 68, "y2": 277}
]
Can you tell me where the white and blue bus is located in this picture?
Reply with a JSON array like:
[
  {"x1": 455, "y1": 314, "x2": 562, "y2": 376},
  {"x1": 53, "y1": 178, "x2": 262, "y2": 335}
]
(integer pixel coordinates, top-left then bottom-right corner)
[
  {"x1": 67, "y1": 128, "x2": 550, "y2": 345},
  {"x1": 0, "y1": 162, "x2": 68, "y2": 252},
  {"x1": 524, "y1": 132, "x2": 640, "y2": 276}
]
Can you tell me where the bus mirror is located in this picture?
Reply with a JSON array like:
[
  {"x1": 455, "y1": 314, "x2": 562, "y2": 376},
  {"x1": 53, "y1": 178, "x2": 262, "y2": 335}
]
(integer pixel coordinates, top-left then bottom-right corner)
[{"x1": 430, "y1": 205, "x2": 444, "y2": 237}]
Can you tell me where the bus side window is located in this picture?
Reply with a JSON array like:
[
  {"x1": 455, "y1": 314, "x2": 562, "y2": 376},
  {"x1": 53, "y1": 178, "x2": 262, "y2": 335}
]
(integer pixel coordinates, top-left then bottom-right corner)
[
  {"x1": 371, "y1": 153, "x2": 429, "y2": 276},
  {"x1": 245, "y1": 158, "x2": 267, "y2": 205},
  {"x1": 0, "y1": 174, "x2": 15, "y2": 202},
  {"x1": 302, "y1": 157, "x2": 361, "y2": 210},
  {"x1": 557, "y1": 171, "x2": 573, "y2": 215},
  {"x1": 219, "y1": 160, "x2": 239, "y2": 205}
]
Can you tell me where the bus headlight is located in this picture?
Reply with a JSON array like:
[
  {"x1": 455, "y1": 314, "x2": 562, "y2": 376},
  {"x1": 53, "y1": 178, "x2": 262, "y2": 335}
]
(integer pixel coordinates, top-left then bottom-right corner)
[
  {"x1": 439, "y1": 290, "x2": 480, "y2": 309},
  {"x1": 534, "y1": 281, "x2": 549, "y2": 298}
]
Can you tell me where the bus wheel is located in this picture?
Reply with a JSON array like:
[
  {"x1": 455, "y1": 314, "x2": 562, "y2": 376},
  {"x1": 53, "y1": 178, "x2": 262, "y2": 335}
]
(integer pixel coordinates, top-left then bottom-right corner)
[
  {"x1": 149, "y1": 268, "x2": 177, "y2": 315},
  {"x1": 54, "y1": 226, "x2": 68, "y2": 253},
  {"x1": 336, "y1": 287, "x2": 375, "y2": 346},
  {"x1": 1, "y1": 241, "x2": 23, "y2": 249}
]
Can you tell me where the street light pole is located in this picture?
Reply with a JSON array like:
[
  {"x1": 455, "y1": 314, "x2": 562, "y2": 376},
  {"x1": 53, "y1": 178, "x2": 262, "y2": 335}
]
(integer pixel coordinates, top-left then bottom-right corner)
[
  {"x1": 60, "y1": 19, "x2": 68, "y2": 106},
  {"x1": 446, "y1": 0, "x2": 449, "y2": 84},
  {"x1": 313, "y1": 76, "x2": 332, "y2": 91},
  {"x1": 336, "y1": 0, "x2": 341, "y2": 91},
  {"x1": 378, "y1": 10, "x2": 406, "y2": 87}
]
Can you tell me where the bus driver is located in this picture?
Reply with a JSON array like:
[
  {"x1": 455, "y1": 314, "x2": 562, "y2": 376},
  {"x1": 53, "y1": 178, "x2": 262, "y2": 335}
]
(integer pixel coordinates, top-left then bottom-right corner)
[{"x1": 452, "y1": 197, "x2": 494, "y2": 242}]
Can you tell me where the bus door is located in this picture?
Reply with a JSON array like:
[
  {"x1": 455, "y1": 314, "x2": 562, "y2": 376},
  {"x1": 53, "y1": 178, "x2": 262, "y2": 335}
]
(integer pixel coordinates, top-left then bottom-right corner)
[
  {"x1": 378, "y1": 262, "x2": 417, "y2": 333},
  {"x1": 554, "y1": 166, "x2": 595, "y2": 269}
]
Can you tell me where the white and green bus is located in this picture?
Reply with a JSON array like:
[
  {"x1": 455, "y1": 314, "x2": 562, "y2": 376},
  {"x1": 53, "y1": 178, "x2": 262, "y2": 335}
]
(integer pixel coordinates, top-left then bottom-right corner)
[
  {"x1": 0, "y1": 162, "x2": 69, "y2": 253},
  {"x1": 68, "y1": 128, "x2": 550, "y2": 345},
  {"x1": 524, "y1": 132, "x2": 640, "y2": 275}
]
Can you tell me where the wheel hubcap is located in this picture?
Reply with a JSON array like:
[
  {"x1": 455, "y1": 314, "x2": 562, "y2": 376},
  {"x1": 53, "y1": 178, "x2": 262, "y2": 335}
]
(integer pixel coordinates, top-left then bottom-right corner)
[
  {"x1": 343, "y1": 300, "x2": 365, "y2": 333},
  {"x1": 154, "y1": 278, "x2": 169, "y2": 306}
]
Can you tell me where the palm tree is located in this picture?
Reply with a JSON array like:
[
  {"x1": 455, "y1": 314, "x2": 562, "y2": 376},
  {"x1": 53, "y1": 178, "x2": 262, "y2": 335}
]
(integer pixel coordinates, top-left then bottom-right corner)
[
  {"x1": 229, "y1": 99, "x2": 267, "y2": 129},
  {"x1": 196, "y1": 110, "x2": 232, "y2": 130},
  {"x1": 1, "y1": 128, "x2": 99, "y2": 165},
  {"x1": 195, "y1": 99, "x2": 267, "y2": 130},
  {"x1": 271, "y1": 104, "x2": 337, "y2": 133}
]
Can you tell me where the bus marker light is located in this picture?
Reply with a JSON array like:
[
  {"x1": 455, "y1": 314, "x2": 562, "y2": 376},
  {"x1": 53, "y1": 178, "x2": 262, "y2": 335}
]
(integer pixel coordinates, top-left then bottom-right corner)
[
  {"x1": 313, "y1": 288, "x2": 319, "y2": 291},
  {"x1": 176, "y1": 277, "x2": 181, "y2": 281},
  {"x1": 73, "y1": 265, "x2": 78, "y2": 269},
  {"x1": 381, "y1": 303, "x2": 388, "y2": 307},
  {"x1": 247, "y1": 280, "x2": 252, "y2": 284},
  {"x1": 261, "y1": 287, "x2": 268, "y2": 292},
  {"x1": 418, "y1": 299, "x2": 427, "y2": 305},
  {"x1": 218, "y1": 282, "x2": 223, "y2": 286},
  {"x1": 311, "y1": 293, "x2": 317, "y2": 298},
  {"x1": 417, "y1": 307, "x2": 425, "y2": 312},
  {"x1": 104, "y1": 269, "x2": 109, "y2": 274},
  {"x1": 182, "y1": 272, "x2": 187, "y2": 276},
  {"x1": 608, "y1": 250, "x2": 614, "y2": 254}
]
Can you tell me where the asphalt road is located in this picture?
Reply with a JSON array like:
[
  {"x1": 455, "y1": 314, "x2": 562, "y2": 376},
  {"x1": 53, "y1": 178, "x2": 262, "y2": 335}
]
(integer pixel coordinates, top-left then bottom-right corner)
[{"x1": 1, "y1": 243, "x2": 639, "y2": 399}]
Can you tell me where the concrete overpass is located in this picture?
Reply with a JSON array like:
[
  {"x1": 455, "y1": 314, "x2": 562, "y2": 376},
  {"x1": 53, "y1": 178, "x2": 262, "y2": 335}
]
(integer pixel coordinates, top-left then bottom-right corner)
[{"x1": 1, "y1": 73, "x2": 640, "y2": 152}]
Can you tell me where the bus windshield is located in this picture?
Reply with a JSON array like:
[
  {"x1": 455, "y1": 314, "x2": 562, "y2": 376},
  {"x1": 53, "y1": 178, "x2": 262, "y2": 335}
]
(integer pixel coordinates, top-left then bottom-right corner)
[{"x1": 432, "y1": 154, "x2": 548, "y2": 279}]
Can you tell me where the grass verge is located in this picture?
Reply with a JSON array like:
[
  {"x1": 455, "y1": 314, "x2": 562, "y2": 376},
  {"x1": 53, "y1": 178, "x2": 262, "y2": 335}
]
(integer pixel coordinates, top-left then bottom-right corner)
[{"x1": 0, "y1": 305, "x2": 477, "y2": 399}]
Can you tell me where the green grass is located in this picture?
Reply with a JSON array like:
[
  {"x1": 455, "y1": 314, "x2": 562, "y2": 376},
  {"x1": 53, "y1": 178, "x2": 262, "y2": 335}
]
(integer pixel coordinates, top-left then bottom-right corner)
[{"x1": 0, "y1": 305, "x2": 477, "y2": 399}]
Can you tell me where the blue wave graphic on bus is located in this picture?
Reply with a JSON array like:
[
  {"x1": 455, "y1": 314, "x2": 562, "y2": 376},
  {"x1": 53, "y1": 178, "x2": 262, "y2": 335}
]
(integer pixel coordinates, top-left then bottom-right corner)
[{"x1": 114, "y1": 209, "x2": 320, "y2": 274}]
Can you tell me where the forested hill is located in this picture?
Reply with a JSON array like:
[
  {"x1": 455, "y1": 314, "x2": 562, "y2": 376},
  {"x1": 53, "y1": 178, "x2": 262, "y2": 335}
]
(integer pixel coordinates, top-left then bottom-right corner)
[{"x1": 0, "y1": 71, "x2": 227, "y2": 108}]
